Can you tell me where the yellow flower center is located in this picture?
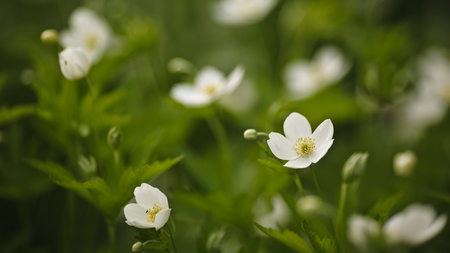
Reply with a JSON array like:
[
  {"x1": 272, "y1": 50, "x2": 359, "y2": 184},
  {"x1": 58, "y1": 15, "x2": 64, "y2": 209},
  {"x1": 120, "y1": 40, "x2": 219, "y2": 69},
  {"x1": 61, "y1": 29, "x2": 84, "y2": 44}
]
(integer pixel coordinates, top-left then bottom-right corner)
[
  {"x1": 86, "y1": 35, "x2": 98, "y2": 51},
  {"x1": 293, "y1": 137, "x2": 315, "y2": 157},
  {"x1": 203, "y1": 84, "x2": 219, "y2": 95},
  {"x1": 145, "y1": 204, "x2": 163, "y2": 223}
]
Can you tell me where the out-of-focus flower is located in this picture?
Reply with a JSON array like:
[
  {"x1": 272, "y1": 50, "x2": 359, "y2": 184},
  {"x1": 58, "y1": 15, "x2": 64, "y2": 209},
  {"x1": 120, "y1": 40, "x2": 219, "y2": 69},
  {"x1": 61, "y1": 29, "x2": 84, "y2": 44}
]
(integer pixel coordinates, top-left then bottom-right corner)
[
  {"x1": 284, "y1": 46, "x2": 349, "y2": 99},
  {"x1": 296, "y1": 195, "x2": 327, "y2": 218},
  {"x1": 167, "y1": 57, "x2": 196, "y2": 74},
  {"x1": 393, "y1": 150, "x2": 417, "y2": 177},
  {"x1": 59, "y1": 47, "x2": 90, "y2": 80},
  {"x1": 254, "y1": 194, "x2": 290, "y2": 230},
  {"x1": 342, "y1": 152, "x2": 368, "y2": 183},
  {"x1": 60, "y1": 7, "x2": 111, "y2": 64},
  {"x1": 212, "y1": 0, "x2": 278, "y2": 26},
  {"x1": 383, "y1": 204, "x2": 447, "y2": 246},
  {"x1": 107, "y1": 125, "x2": 122, "y2": 150},
  {"x1": 170, "y1": 65, "x2": 245, "y2": 107},
  {"x1": 218, "y1": 79, "x2": 256, "y2": 113},
  {"x1": 77, "y1": 155, "x2": 97, "y2": 176},
  {"x1": 40, "y1": 29, "x2": 58, "y2": 44},
  {"x1": 348, "y1": 215, "x2": 381, "y2": 251},
  {"x1": 124, "y1": 183, "x2": 171, "y2": 230},
  {"x1": 267, "y1": 112, "x2": 333, "y2": 169},
  {"x1": 399, "y1": 49, "x2": 450, "y2": 139}
]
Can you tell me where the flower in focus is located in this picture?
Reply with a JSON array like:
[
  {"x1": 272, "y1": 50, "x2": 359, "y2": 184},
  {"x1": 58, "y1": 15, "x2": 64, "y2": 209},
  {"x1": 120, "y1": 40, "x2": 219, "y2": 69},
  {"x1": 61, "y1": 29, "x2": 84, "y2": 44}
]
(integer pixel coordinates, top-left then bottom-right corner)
[
  {"x1": 60, "y1": 7, "x2": 112, "y2": 64},
  {"x1": 267, "y1": 112, "x2": 333, "y2": 169},
  {"x1": 383, "y1": 203, "x2": 447, "y2": 246},
  {"x1": 170, "y1": 65, "x2": 245, "y2": 107},
  {"x1": 284, "y1": 46, "x2": 349, "y2": 99},
  {"x1": 212, "y1": 0, "x2": 278, "y2": 26},
  {"x1": 124, "y1": 183, "x2": 171, "y2": 230},
  {"x1": 59, "y1": 47, "x2": 90, "y2": 80},
  {"x1": 348, "y1": 215, "x2": 381, "y2": 252},
  {"x1": 393, "y1": 150, "x2": 417, "y2": 177}
]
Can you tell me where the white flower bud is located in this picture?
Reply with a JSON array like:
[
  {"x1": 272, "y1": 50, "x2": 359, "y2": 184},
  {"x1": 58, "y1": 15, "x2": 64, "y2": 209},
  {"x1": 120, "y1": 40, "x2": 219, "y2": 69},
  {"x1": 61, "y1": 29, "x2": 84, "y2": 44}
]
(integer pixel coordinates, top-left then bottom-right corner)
[
  {"x1": 40, "y1": 29, "x2": 58, "y2": 44},
  {"x1": 296, "y1": 195, "x2": 326, "y2": 218},
  {"x1": 393, "y1": 150, "x2": 417, "y2": 177},
  {"x1": 59, "y1": 47, "x2": 90, "y2": 80},
  {"x1": 132, "y1": 242, "x2": 143, "y2": 252},
  {"x1": 342, "y1": 152, "x2": 368, "y2": 183},
  {"x1": 243, "y1": 129, "x2": 257, "y2": 140}
]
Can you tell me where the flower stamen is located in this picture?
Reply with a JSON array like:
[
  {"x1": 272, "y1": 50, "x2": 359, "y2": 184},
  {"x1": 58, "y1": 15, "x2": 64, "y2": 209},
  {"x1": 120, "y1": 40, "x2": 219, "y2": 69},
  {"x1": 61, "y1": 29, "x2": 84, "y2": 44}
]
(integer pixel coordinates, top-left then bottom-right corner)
[
  {"x1": 203, "y1": 84, "x2": 219, "y2": 95},
  {"x1": 145, "y1": 204, "x2": 163, "y2": 223},
  {"x1": 293, "y1": 137, "x2": 315, "y2": 157}
]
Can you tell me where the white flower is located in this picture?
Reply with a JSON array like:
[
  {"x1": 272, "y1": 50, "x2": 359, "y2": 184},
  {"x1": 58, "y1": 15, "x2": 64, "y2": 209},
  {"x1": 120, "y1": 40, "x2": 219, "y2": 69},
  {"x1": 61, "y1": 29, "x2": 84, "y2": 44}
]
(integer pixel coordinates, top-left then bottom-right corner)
[
  {"x1": 59, "y1": 47, "x2": 90, "y2": 80},
  {"x1": 267, "y1": 112, "x2": 334, "y2": 169},
  {"x1": 170, "y1": 65, "x2": 245, "y2": 107},
  {"x1": 124, "y1": 183, "x2": 171, "y2": 230},
  {"x1": 284, "y1": 46, "x2": 349, "y2": 99},
  {"x1": 348, "y1": 215, "x2": 381, "y2": 251},
  {"x1": 393, "y1": 150, "x2": 417, "y2": 177},
  {"x1": 60, "y1": 7, "x2": 111, "y2": 64},
  {"x1": 383, "y1": 204, "x2": 447, "y2": 246},
  {"x1": 254, "y1": 194, "x2": 290, "y2": 230},
  {"x1": 212, "y1": 0, "x2": 278, "y2": 26},
  {"x1": 296, "y1": 195, "x2": 327, "y2": 218}
]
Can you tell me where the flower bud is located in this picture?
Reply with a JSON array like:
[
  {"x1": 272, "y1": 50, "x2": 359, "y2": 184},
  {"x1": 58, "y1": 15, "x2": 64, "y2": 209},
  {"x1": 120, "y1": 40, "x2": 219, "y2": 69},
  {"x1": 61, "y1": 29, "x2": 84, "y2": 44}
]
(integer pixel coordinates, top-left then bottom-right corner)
[
  {"x1": 107, "y1": 125, "x2": 122, "y2": 150},
  {"x1": 342, "y1": 152, "x2": 368, "y2": 183},
  {"x1": 167, "y1": 57, "x2": 194, "y2": 74},
  {"x1": 393, "y1": 150, "x2": 417, "y2": 177},
  {"x1": 132, "y1": 241, "x2": 143, "y2": 252},
  {"x1": 296, "y1": 195, "x2": 327, "y2": 218},
  {"x1": 243, "y1": 129, "x2": 257, "y2": 140},
  {"x1": 78, "y1": 155, "x2": 97, "y2": 176},
  {"x1": 59, "y1": 47, "x2": 90, "y2": 80},
  {"x1": 40, "y1": 29, "x2": 58, "y2": 44}
]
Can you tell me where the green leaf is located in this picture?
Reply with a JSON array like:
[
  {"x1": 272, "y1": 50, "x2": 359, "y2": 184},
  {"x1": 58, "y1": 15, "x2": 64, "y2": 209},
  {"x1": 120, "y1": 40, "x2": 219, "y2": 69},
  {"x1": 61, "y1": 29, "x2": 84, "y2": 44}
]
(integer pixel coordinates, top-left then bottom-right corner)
[
  {"x1": 257, "y1": 158, "x2": 293, "y2": 175},
  {"x1": 137, "y1": 155, "x2": 183, "y2": 183},
  {"x1": 254, "y1": 223, "x2": 314, "y2": 253},
  {"x1": 238, "y1": 237, "x2": 260, "y2": 253},
  {"x1": 83, "y1": 177, "x2": 116, "y2": 218},
  {"x1": 302, "y1": 220, "x2": 334, "y2": 253},
  {"x1": 0, "y1": 105, "x2": 35, "y2": 126},
  {"x1": 367, "y1": 192, "x2": 403, "y2": 224},
  {"x1": 136, "y1": 228, "x2": 171, "y2": 252}
]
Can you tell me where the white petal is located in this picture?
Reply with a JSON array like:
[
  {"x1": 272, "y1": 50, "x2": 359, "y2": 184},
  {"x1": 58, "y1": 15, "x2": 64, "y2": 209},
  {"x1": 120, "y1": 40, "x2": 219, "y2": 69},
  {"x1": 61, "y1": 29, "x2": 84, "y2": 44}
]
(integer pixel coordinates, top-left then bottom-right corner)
[
  {"x1": 134, "y1": 183, "x2": 169, "y2": 210},
  {"x1": 284, "y1": 60, "x2": 318, "y2": 96},
  {"x1": 348, "y1": 215, "x2": 380, "y2": 249},
  {"x1": 310, "y1": 140, "x2": 333, "y2": 163},
  {"x1": 284, "y1": 156, "x2": 311, "y2": 169},
  {"x1": 223, "y1": 65, "x2": 245, "y2": 95},
  {"x1": 154, "y1": 209, "x2": 172, "y2": 230},
  {"x1": 283, "y1": 112, "x2": 312, "y2": 141},
  {"x1": 59, "y1": 47, "x2": 90, "y2": 80},
  {"x1": 310, "y1": 119, "x2": 333, "y2": 148},
  {"x1": 170, "y1": 83, "x2": 213, "y2": 107},
  {"x1": 383, "y1": 212, "x2": 405, "y2": 245},
  {"x1": 411, "y1": 214, "x2": 447, "y2": 245},
  {"x1": 195, "y1": 66, "x2": 225, "y2": 89},
  {"x1": 124, "y1": 203, "x2": 152, "y2": 229},
  {"x1": 267, "y1": 132, "x2": 297, "y2": 160}
]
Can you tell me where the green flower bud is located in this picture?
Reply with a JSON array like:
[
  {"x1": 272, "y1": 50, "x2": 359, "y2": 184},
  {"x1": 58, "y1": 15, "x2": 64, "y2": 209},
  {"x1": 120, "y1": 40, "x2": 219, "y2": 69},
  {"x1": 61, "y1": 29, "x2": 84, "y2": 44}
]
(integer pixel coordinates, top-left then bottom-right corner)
[
  {"x1": 132, "y1": 241, "x2": 143, "y2": 252},
  {"x1": 77, "y1": 155, "x2": 97, "y2": 176},
  {"x1": 342, "y1": 152, "x2": 368, "y2": 183},
  {"x1": 107, "y1": 125, "x2": 122, "y2": 150},
  {"x1": 243, "y1": 129, "x2": 257, "y2": 140},
  {"x1": 40, "y1": 29, "x2": 58, "y2": 44}
]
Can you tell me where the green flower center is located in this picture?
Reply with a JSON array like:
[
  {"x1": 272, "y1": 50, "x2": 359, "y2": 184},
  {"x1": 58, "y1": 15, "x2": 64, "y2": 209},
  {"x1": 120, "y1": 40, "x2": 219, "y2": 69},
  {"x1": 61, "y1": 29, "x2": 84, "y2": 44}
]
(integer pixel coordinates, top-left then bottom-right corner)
[
  {"x1": 293, "y1": 137, "x2": 315, "y2": 157},
  {"x1": 146, "y1": 204, "x2": 163, "y2": 223}
]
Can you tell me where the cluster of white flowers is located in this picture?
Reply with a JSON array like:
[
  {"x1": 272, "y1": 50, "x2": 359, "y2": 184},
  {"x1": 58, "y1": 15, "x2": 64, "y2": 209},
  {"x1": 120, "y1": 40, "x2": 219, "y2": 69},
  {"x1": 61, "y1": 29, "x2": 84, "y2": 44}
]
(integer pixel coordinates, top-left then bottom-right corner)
[{"x1": 349, "y1": 204, "x2": 447, "y2": 250}]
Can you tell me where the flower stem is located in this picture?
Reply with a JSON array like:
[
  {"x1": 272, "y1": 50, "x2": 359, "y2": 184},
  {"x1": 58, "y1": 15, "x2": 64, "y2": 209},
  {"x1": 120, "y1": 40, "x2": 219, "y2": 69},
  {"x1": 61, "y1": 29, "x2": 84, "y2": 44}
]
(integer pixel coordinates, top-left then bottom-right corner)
[
  {"x1": 167, "y1": 222, "x2": 178, "y2": 253},
  {"x1": 335, "y1": 182, "x2": 348, "y2": 237},
  {"x1": 292, "y1": 172, "x2": 306, "y2": 197},
  {"x1": 85, "y1": 76, "x2": 96, "y2": 97},
  {"x1": 310, "y1": 166, "x2": 323, "y2": 198},
  {"x1": 106, "y1": 218, "x2": 116, "y2": 253},
  {"x1": 256, "y1": 132, "x2": 269, "y2": 137}
]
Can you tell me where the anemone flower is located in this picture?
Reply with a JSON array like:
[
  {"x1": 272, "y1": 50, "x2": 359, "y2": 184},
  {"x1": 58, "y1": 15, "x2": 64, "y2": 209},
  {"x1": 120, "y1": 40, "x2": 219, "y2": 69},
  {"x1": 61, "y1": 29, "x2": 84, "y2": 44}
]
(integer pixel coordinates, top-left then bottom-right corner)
[{"x1": 267, "y1": 112, "x2": 333, "y2": 169}]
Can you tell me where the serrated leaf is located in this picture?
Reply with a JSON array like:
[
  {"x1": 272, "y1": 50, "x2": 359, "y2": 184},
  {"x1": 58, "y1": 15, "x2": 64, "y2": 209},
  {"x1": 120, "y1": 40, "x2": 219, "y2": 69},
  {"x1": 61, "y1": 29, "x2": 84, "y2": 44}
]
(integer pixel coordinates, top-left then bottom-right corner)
[
  {"x1": 302, "y1": 220, "x2": 334, "y2": 253},
  {"x1": 257, "y1": 158, "x2": 293, "y2": 175},
  {"x1": 254, "y1": 223, "x2": 314, "y2": 253},
  {"x1": 0, "y1": 105, "x2": 35, "y2": 125}
]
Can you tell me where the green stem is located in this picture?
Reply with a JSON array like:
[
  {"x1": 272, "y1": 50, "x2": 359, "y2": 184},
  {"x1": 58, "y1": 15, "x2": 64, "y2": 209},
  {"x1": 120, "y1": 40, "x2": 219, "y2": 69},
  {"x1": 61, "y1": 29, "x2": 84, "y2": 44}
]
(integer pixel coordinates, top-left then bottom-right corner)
[
  {"x1": 256, "y1": 132, "x2": 269, "y2": 137},
  {"x1": 167, "y1": 223, "x2": 178, "y2": 253},
  {"x1": 292, "y1": 172, "x2": 306, "y2": 197},
  {"x1": 106, "y1": 218, "x2": 116, "y2": 253},
  {"x1": 85, "y1": 76, "x2": 96, "y2": 98},
  {"x1": 310, "y1": 166, "x2": 323, "y2": 198},
  {"x1": 335, "y1": 182, "x2": 348, "y2": 233}
]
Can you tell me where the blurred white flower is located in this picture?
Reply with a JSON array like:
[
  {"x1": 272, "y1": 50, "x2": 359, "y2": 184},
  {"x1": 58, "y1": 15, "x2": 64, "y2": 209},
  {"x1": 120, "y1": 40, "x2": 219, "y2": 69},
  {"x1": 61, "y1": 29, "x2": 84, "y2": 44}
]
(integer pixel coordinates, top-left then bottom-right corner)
[
  {"x1": 170, "y1": 65, "x2": 245, "y2": 107},
  {"x1": 60, "y1": 7, "x2": 112, "y2": 64},
  {"x1": 59, "y1": 47, "x2": 90, "y2": 80},
  {"x1": 267, "y1": 112, "x2": 334, "y2": 169},
  {"x1": 212, "y1": 0, "x2": 278, "y2": 26},
  {"x1": 124, "y1": 183, "x2": 171, "y2": 230},
  {"x1": 77, "y1": 155, "x2": 97, "y2": 175},
  {"x1": 393, "y1": 150, "x2": 417, "y2": 177},
  {"x1": 254, "y1": 194, "x2": 290, "y2": 230},
  {"x1": 348, "y1": 215, "x2": 381, "y2": 251},
  {"x1": 218, "y1": 79, "x2": 256, "y2": 113},
  {"x1": 284, "y1": 46, "x2": 349, "y2": 99},
  {"x1": 296, "y1": 195, "x2": 327, "y2": 218},
  {"x1": 40, "y1": 29, "x2": 58, "y2": 44},
  {"x1": 383, "y1": 203, "x2": 447, "y2": 246}
]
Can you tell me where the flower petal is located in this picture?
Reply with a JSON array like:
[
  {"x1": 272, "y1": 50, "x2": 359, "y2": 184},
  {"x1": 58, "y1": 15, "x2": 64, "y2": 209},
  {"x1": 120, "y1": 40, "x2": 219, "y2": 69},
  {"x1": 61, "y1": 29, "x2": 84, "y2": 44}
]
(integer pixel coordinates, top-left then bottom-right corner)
[
  {"x1": 412, "y1": 213, "x2": 447, "y2": 245},
  {"x1": 284, "y1": 156, "x2": 311, "y2": 169},
  {"x1": 223, "y1": 65, "x2": 245, "y2": 95},
  {"x1": 154, "y1": 209, "x2": 172, "y2": 230},
  {"x1": 311, "y1": 119, "x2": 333, "y2": 148},
  {"x1": 310, "y1": 140, "x2": 334, "y2": 163},
  {"x1": 283, "y1": 112, "x2": 312, "y2": 141},
  {"x1": 267, "y1": 132, "x2": 297, "y2": 160},
  {"x1": 170, "y1": 83, "x2": 213, "y2": 107},
  {"x1": 124, "y1": 203, "x2": 152, "y2": 229},
  {"x1": 195, "y1": 66, "x2": 225, "y2": 89},
  {"x1": 134, "y1": 183, "x2": 169, "y2": 210}
]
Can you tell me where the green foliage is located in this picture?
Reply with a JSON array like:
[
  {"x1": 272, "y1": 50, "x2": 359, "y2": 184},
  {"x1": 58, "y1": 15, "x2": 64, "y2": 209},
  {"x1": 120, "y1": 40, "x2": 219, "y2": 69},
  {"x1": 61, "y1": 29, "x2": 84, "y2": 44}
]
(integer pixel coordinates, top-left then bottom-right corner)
[
  {"x1": 135, "y1": 228, "x2": 170, "y2": 252},
  {"x1": 302, "y1": 220, "x2": 334, "y2": 253},
  {"x1": 257, "y1": 158, "x2": 293, "y2": 176},
  {"x1": 0, "y1": 105, "x2": 35, "y2": 126},
  {"x1": 367, "y1": 192, "x2": 404, "y2": 224},
  {"x1": 254, "y1": 223, "x2": 314, "y2": 253}
]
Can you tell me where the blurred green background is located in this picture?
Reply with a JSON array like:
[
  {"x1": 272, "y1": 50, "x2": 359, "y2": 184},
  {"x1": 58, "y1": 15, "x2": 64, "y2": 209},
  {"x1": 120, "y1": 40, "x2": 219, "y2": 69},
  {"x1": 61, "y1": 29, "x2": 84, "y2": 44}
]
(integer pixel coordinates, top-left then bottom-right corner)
[{"x1": 1, "y1": 0, "x2": 450, "y2": 252}]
